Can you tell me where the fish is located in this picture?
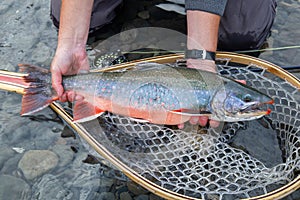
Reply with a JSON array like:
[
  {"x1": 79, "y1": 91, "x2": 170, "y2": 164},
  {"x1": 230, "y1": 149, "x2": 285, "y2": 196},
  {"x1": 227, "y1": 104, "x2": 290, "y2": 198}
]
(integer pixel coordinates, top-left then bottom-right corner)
[{"x1": 16, "y1": 63, "x2": 273, "y2": 125}]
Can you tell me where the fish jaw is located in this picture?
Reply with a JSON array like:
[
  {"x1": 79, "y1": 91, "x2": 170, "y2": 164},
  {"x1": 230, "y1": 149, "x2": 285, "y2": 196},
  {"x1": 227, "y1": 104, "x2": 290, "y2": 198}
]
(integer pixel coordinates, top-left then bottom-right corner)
[
  {"x1": 210, "y1": 81, "x2": 274, "y2": 122},
  {"x1": 212, "y1": 108, "x2": 272, "y2": 122},
  {"x1": 211, "y1": 96, "x2": 274, "y2": 122}
]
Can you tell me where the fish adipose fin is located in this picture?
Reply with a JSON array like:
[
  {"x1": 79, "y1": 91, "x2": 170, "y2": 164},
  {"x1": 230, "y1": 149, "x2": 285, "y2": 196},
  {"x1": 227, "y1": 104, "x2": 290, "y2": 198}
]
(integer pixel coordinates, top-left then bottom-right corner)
[
  {"x1": 19, "y1": 64, "x2": 54, "y2": 116},
  {"x1": 73, "y1": 101, "x2": 105, "y2": 123}
]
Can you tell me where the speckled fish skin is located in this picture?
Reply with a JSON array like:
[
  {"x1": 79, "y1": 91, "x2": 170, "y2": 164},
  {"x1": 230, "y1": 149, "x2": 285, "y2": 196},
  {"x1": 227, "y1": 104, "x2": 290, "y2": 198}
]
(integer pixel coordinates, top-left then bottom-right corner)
[
  {"x1": 61, "y1": 64, "x2": 273, "y2": 124},
  {"x1": 63, "y1": 66, "x2": 220, "y2": 112}
]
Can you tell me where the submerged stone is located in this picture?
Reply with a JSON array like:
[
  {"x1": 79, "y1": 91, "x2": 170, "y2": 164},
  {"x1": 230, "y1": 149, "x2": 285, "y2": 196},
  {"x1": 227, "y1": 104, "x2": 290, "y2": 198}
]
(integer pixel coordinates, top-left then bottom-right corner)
[
  {"x1": 0, "y1": 175, "x2": 31, "y2": 199},
  {"x1": 18, "y1": 150, "x2": 59, "y2": 180}
]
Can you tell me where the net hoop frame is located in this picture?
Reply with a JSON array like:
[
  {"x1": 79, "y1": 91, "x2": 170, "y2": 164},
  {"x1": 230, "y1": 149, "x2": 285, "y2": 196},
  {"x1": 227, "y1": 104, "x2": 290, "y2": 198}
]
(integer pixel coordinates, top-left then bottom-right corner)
[{"x1": 0, "y1": 52, "x2": 299, "y2": 199}]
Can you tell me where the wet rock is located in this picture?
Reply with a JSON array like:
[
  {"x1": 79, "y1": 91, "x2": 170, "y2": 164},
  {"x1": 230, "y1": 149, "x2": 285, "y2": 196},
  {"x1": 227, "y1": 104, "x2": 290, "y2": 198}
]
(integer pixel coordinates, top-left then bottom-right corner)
[
  {"x1": 1, "y1": 153, "x2": 22, "y2": 175},
  {"x1": 127, "y1": 181, "x2": 149, "y2": 196},
  {"x1": 0, "y1": 175, "x2": 31, "y2": 199},
  {"x1": 82, "y1": 154, "x2": 101, "y2": 165},
  {"x1": 149, "y1": 193, "x2": 163, "y2": 200},
  {"x1": 31, "y1": 174, "x2": 73, "y2": 199},
  {"x1": 18, "y1": 150, "x2": 59, "y2": 180},
  {"x1": 98, "y1": 176, "x2": 115, "y2": 190},
  {"x1": 50, "y1": 144, "x2": 74, "y2": 168},
  {"x1": 61, "y1": 126, "x2": 76, "y2": 138},
  {"x1": 98, "y1": 192, "x2": 115, "y2": 200},
  {"x1": 0, "y1": 146, "x2": 15, "y2": 169},
  {"x1": 135, "y1": 194, "x2": 149, "y2": 200},
  {"x1": 120, "y1": 191, "x2": 133, "y2": 200},
  {"x1": 231, "y1": 120, "x2": 282, "y2": 168}
]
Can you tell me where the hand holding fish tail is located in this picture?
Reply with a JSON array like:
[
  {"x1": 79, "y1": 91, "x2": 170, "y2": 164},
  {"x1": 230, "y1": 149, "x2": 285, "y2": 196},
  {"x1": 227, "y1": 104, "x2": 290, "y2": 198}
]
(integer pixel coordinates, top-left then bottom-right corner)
[
  {"x1": 51, "y1": 0, "x2": 93, "y2": 102},
  {"x1": 51, "y1": 46, "x2": 89, "y2": 102}
]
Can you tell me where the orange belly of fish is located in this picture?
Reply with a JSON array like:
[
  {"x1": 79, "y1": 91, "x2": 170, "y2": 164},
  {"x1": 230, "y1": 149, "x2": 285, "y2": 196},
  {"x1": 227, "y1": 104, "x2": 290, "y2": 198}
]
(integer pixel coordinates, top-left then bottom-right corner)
[{"x1": 94, "y1": 98, "x2": 190, "y2": 125}]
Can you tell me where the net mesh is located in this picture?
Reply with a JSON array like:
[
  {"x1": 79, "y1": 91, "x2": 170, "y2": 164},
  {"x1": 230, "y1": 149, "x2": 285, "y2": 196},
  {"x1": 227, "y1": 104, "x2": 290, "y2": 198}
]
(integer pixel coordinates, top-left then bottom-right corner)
[{"x1": 79, "y1": 61, "x2": 300, "y2": 199}]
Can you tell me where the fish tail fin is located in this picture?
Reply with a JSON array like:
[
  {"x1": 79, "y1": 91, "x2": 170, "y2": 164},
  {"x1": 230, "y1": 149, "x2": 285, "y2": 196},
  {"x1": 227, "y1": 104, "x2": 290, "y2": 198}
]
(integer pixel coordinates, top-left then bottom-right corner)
[
  {"x1": 0, "y1": 70, "x2": 29, "y2": 88},
  {"x1": 18, "y1": 64, "x2": 55, "y2": 116}
]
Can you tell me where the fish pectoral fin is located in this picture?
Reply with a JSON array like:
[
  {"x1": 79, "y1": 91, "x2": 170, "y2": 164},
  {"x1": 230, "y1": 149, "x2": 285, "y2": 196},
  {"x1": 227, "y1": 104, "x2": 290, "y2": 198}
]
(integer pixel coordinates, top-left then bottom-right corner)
[
  {"x1": 73, "y1": 101, "x2": 105, "y2": 123},
  {"x1": 168, "y1": 109, "x2": 212, "y2": 117}
]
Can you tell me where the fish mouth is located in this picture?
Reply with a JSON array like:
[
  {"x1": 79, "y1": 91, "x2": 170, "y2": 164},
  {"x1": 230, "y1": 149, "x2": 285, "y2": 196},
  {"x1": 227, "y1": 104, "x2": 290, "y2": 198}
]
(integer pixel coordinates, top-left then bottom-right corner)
[{"x1": 238, "y1": 99, "x2": 274, "y2": 117}]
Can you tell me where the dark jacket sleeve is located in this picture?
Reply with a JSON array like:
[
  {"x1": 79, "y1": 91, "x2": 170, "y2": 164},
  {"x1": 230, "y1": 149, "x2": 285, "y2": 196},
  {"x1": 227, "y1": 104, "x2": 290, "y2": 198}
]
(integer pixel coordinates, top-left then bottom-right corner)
[{"x1": 185, "y1": 0, "x2": 228, "y2": 16}]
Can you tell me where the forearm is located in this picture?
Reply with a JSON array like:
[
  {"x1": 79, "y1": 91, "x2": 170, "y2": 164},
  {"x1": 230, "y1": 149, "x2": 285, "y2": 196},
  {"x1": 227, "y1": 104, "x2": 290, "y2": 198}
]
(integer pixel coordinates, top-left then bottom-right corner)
[
  {"x1": 57, "y1": 0, "x2": 94, "y2": 50},
  {"x1": 186, "y1": 10, "x2": 220, "y2": 52}
]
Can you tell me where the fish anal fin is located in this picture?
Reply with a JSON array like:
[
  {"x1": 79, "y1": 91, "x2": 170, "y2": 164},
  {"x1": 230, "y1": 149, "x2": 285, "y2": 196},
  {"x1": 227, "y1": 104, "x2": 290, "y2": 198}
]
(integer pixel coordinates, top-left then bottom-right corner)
[{"x1": 73, "y1": 101, "x2": 105, "y2": 123}]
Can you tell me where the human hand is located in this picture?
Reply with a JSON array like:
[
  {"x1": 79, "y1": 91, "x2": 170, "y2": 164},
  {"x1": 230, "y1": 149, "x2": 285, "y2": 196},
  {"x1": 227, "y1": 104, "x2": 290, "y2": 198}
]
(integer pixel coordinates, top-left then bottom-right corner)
[
  {"x1": 51, "y1": 45, "x2": 89, "y2": 102},
  {"x1": 178, "y1": 58, "x2": 220, "y2": 129}
]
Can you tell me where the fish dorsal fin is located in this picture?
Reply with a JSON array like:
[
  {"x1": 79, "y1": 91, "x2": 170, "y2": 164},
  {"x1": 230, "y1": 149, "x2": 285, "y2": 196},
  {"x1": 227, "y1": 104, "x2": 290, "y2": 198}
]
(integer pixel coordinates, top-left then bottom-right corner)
[
  {"x1": 73, "y1": 101, "x2": 105, "y2": 123},
  {"x1": 168, "y1": 109, "x2": 212, "y2": 117}
]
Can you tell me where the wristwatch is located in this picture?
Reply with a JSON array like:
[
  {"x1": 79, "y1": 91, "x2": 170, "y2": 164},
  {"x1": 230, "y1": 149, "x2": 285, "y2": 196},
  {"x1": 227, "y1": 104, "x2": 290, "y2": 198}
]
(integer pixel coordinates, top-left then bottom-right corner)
[{"x1": 185, "y1": 49, "x2": 216, "y2": 61}]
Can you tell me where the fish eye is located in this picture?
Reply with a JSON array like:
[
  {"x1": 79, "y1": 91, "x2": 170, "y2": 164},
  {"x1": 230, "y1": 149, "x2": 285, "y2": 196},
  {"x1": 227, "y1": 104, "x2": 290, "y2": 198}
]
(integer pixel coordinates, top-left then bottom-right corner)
[{"x1": 242, "y1": 94, "x2": 252, "y2": 102}]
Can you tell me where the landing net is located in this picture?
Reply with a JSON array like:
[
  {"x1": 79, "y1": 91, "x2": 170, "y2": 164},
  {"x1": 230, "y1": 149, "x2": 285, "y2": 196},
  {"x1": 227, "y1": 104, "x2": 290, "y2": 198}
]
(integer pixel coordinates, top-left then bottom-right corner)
[{"x1": 78, "y1": 58, "x2": 300, "y2": 199}]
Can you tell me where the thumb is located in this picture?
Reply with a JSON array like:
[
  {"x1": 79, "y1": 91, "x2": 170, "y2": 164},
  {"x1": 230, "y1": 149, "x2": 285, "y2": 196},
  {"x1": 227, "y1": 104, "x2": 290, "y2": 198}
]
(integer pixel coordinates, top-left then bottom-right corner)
[{"x1": 51, "y1": 70, "x2": 64, "y2": 97}]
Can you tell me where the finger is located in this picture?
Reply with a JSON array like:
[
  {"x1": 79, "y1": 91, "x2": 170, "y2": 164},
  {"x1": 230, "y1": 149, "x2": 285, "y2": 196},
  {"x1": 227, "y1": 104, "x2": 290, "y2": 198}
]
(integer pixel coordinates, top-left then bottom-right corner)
[
  {"x1": 51, "y1": 70, "x2": 64, "y2": 97},
  {"x1": 66, "y1": 91, "x2": 76, "y2": 102},
  {"x1": 236, "y1": 80, "x2": 246, "y2": 84},
  {"x1": 189, "y1": 116, "x2": 199, "y2": 125},
  {"x1": 209, "y1": 120, "x2": 220, "y2": 128},
  {"x1": 66, "y1": 91, "x2": 84, "y2": 102},
  {"x1": 177, "y1": 123, "x2": 184, "y2": 129},
  {"x1": 198, "y1": 116, "x2": 209, "y2": 127},
  {"x1": 60, "y1": 93, "x2": 68, "y2": 102}
]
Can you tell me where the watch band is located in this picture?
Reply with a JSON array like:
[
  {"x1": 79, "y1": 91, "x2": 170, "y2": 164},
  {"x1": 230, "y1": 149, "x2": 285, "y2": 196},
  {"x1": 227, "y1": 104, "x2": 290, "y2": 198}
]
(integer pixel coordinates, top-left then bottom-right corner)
[{"x1": 185, "y1": 49, "x2": 216, "y2": 61}]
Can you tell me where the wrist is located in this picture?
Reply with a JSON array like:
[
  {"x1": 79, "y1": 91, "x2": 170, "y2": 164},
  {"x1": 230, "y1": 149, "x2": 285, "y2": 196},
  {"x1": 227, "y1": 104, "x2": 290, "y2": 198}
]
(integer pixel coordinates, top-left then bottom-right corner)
[
  {"x1": 57, "y1": 37, "x2": 87, "y2": 50},
  {"x1": 185, "y1": 49, "x2": 216, "y2": 61}
]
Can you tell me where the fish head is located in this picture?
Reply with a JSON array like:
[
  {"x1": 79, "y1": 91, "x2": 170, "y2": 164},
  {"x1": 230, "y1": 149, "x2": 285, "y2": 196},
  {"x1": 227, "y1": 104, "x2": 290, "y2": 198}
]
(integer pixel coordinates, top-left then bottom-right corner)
[{"x1": 211, "y1": 77, "x2": 274, "y2": 122}]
